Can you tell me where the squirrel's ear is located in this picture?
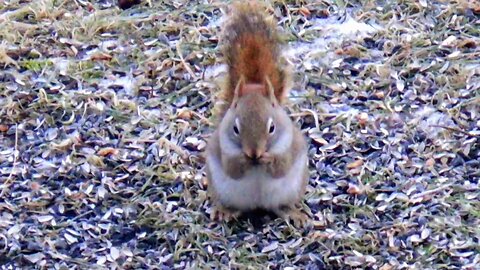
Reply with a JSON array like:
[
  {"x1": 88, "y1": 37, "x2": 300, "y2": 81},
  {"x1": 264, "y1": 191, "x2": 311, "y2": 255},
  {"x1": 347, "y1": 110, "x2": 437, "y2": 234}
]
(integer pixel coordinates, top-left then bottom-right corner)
[
  {"x1": 231, "y1": 76, "x2": 245, "y2": 107},
  {"x1": 265, "y1": 76, "x2": 277, "y2": 105}
]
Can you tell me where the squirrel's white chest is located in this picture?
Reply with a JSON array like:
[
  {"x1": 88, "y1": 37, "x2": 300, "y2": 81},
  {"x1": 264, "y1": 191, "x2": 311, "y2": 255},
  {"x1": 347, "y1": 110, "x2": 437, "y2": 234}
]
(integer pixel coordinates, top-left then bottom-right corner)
[{"x1": 208, "y1": 154, "x2": 307, "y2": 211}]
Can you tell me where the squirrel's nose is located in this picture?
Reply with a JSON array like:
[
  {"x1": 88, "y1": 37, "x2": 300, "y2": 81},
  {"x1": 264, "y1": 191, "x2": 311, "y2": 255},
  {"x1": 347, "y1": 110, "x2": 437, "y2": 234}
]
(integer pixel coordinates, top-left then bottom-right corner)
[
  {"x1": 244, "y1": 149, "x2": 263, "y2": 161},
  {"x1": 244, "y1": 151, "x2": 257, "y2": 160}
]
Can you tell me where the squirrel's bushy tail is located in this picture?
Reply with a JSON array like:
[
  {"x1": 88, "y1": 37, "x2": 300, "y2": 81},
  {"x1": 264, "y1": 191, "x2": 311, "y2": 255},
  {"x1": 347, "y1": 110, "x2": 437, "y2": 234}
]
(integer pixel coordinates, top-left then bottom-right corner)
[{"x1": 221, "y1": 1, "x2": 290, "y2": 105}]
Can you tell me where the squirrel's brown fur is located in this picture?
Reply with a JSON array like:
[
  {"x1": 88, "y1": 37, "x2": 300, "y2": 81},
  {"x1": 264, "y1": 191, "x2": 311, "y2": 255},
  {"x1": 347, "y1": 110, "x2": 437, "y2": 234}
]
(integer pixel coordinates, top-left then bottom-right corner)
[{"x1": 219, "y1": 1, "x2": 291, "y2": 112}]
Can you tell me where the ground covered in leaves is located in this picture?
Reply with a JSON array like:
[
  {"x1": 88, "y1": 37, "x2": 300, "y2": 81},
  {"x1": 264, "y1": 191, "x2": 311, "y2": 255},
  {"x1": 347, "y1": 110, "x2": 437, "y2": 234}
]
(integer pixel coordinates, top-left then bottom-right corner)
[{"x1": 1, "y1": 0, "x2": 479, "y2": 269}]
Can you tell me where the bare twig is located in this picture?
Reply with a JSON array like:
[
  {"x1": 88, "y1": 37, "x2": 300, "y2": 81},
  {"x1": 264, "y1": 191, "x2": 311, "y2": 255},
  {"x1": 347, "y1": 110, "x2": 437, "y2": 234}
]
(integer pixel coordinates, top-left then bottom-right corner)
[
  {"x1": 410, "y1": 183, "x2": 454, "y2": 200},
  {"x1": 176, "y1": 40, "x2": 197, "y2": 80},
  {"x1": 428, "y1": 124, "x2": 473, "y2": 136}
]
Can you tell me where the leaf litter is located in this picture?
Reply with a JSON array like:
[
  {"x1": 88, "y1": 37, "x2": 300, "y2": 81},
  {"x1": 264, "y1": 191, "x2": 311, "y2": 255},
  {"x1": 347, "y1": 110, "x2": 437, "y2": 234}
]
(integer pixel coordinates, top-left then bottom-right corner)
[{"x1": 0, "y1": 0, "x2": 479, "y2": 269}]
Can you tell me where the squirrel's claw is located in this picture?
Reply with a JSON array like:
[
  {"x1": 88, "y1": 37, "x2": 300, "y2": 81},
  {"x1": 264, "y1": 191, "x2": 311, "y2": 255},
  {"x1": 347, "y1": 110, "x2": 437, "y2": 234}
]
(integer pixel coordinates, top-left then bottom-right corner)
[
  {"x1": 210, "y1": 205, "x2": 241, "y2": 223},
  {"x1": 274, "y1": 207, "x2": 310, "y2": 228}
]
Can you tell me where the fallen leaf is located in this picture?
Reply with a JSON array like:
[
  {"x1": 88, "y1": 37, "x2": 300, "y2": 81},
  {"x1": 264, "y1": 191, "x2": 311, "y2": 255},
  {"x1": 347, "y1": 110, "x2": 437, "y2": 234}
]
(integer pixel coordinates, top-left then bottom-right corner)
[
  {"x1": 261, "y1": 241, "x2": 278, "y2": 253},
  {"x1": 347, "y1": 159, "x2": 364, "y2": 169},
  {"x1": 37, "y1": 215, "x2": 54, "y2": 223},
  {"x1": 425, "y1": 158, "x2": 435, "y2": 168},
  {"x1": 310, "y1": 133, "x2": 328, "y2": 145},
  {"x1": 97, "y1": 147, "x2": 119, "y2": 157},
  {"x1": 64, "y1": 233, "x2": 78, "y2": 244},
  {"x1": 347, "y1": 183, "x2": 364, "y2": 195},
  {"x1": 441, "y1": 36, "x2": 457, "y2": 47},
  {"x1": 177, "y1": 108, "x2": 193, "y2": 120},
  {"x1": 30, "y1": 181, "x2": 41, "y2": 191},
  {"x1": 379, "y1": 263, "x2": 394, "y2": 270},
  {"x1": 24, "y1": 253, "x2": 45, "y2": 264},
  {"x1": 110, "y1": 247, "x2": 120, "y2": 261},
  {"x1": 90, "y1": 52, "x2": 113, "y2": 61},
  {"x1": 299, "y1": 6, "x2": 311, "y2": 17}
]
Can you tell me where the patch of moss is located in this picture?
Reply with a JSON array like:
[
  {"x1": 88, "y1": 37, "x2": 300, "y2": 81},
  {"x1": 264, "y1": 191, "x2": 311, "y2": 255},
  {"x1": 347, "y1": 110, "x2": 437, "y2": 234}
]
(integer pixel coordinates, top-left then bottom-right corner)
[{"x1": 20, "y1": 59, "x2": 53, "y2": 72}]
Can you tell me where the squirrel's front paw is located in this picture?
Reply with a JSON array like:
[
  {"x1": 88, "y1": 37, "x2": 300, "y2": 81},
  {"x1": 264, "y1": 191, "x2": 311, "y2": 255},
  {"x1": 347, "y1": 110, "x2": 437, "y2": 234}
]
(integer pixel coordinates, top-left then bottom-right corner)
[
  {"x1": 210, "y1": 205, "x2": 241, "y2": 223},
  {"x1": 259, "y1": 152, "x2": 274, "y2": 164}
]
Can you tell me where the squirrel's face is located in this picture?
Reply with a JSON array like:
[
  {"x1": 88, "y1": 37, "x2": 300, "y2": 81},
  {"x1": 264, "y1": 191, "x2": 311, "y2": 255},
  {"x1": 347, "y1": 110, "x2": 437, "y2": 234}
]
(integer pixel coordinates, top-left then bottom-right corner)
[{"x1": 221, "y1": 92, "x2": 288, "y2": 162}]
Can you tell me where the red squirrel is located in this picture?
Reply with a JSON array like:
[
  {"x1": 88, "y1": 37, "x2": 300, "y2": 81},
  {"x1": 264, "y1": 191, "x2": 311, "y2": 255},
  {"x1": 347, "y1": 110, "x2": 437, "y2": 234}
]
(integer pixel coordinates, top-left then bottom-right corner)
[{"x1": 204, "y1": 2, "x2": 309, "y2": 227}]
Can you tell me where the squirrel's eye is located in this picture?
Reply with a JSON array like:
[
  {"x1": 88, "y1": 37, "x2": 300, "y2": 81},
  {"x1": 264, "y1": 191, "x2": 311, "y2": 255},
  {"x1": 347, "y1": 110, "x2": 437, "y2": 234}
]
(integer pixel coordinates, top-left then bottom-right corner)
[
  {"x1": 269, "y1": 123, "x2": 275, "y2": 134},
  {"x1": 267, "y1": 117, "x2": 275, "y2": 135},
  {"x1": 233, "y1": 117, "x2": 240, "y2": 136}
]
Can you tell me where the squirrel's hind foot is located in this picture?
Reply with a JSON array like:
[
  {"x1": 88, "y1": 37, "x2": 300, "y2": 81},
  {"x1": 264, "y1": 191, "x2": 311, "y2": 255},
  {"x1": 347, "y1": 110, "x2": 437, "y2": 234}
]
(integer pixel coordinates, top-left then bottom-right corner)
[
  {"x1": 273, "y1": 207, "x2": 310, "y2": 228},
  {"x1": 210, "y1": 204, "x2": 241, "y2": 223}
]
